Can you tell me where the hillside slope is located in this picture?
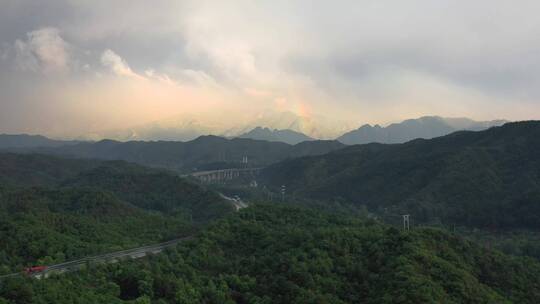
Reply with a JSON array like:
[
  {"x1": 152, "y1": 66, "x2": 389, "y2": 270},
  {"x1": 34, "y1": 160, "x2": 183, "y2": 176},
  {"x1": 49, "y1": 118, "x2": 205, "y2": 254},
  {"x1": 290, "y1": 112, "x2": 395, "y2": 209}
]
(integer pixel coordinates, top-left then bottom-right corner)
[
  {"x1": 0, "y1": 153, "x2": 234, "y2": 274},
  {"x1": 2, "y1": 204, "x2": 539, "y2": 303},
  {"x1": 62, "y1": 162, "x2": 230, "y2": 220},
  {"x1": 0, "y1": 187, "x2": 190, "y2": 273},
  {"x1": 0, "y1": 153, "x2": 232, "y2": 221},
  {"x1": 262, "y1": 121, "x2": 540, "y2": 229},
  {"x1": 0, "y1": 153, "x2": 102, "y2": 187}
]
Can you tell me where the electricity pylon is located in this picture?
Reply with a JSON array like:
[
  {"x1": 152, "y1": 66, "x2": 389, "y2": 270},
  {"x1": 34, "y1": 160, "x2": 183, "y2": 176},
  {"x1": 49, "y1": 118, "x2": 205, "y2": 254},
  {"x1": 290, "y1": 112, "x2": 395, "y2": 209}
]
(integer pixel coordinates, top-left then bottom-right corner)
[{"x1": 403, "y1": 214, "x2": 410, "y2": 231}]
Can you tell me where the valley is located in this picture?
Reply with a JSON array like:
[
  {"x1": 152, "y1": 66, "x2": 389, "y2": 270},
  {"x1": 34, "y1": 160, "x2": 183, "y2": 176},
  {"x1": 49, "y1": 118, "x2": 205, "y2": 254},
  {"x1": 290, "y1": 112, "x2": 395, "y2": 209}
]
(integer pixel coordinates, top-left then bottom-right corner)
[
  {"x1": 1, "y1": 122, "x2": 540, "y2": 303},
  {"x1": 2, "y1": 3, "x2": 540, "y2": 302}
]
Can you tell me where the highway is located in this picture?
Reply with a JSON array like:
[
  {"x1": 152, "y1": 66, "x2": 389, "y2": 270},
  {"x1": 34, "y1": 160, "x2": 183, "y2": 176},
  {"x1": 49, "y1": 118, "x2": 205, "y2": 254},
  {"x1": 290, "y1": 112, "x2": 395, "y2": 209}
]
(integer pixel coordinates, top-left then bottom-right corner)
[
  {"x1": 0, "y1": 237, "x2": 192, "y2": 280},
  {"x1": 0, "y1": 193, "x2": 247, "y2": 281},
  {"x1": 219, "y1": 193, "x2": 248, "y2": 210}
]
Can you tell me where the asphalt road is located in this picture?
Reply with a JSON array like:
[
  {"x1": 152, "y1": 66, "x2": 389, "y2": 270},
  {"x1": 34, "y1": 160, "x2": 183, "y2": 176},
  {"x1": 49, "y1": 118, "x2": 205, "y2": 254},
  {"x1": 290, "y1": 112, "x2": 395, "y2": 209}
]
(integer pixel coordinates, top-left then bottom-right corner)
[
  {"x1": 0, "y1": 237, "x2": 192, "y2": 280},
  {"x1": 219, "y1": 193, "x2": 248, "y2": 210},
  {"x1": 0, "y1": 193, "x2": 248, "y2": 280}
]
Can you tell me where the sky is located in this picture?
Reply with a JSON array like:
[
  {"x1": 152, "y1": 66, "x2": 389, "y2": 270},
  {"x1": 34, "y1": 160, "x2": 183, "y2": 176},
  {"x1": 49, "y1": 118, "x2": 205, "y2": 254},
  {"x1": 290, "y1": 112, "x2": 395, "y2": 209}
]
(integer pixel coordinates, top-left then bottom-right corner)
[{"x1": 1, "y1": 0, "x2": 540, "y2": 138}]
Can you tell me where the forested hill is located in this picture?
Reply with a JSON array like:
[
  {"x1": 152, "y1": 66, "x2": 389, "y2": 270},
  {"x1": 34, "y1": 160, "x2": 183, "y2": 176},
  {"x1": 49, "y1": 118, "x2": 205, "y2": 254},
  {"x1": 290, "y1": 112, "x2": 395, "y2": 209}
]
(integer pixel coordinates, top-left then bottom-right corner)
[
  {"x1": 0, "y1": 153, "x2": 231, "y2": 220},
  {"x1": 0, "y1": 187, "x2": 191, "y2": 273},
  {"x1": 61, "y1": 162, "x2": 229, "y2": 219},
  {"x1": 261, "y1": 121, "x2": 540, "y2": 229},
  {"x1": 2, "y1": 204, "x2": 539, "y2": 303},
  {"x1": 0, "y1": 153, "x2": 102, "y2": 187},
  {"x1": 4, "y1": 135, "x2": 345, "y2": 172},
  {"x1": 0, "y1": 153, "x2": 233, "y2": 274}
]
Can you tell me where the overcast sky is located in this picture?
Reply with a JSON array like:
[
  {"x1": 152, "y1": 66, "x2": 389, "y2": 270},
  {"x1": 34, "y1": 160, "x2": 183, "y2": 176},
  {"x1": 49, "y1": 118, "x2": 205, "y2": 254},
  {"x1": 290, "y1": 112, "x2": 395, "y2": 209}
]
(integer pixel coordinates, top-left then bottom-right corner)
[{"x1": 1, "y1": 0, "x2": 540, "y2": 138}]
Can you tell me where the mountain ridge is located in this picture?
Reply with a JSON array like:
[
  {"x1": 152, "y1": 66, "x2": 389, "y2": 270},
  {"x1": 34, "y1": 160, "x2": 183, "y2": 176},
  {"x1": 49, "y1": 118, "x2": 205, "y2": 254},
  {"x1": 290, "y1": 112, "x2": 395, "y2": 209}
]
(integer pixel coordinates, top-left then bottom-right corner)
[
  {"x1": 262, "y1": 120, "x2": 540, "y2": 229},
  {"x1": 0, "y1": 134, "x2": 81, "y2": 149},
  {"x1": 337, "y1": 116, "x2": 507, "y2": 144},
  {"x1": 3, "y1": 135, "x2": 345, "y2": 173},
  {"x1": 238, "y1": 126, "x2": 314, "y2": 144}
]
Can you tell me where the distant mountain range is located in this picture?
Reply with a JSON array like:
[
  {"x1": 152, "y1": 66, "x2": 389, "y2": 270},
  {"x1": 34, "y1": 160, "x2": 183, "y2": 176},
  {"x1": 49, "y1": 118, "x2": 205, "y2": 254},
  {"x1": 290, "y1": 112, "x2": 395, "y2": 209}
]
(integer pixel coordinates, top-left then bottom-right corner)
[
  {"x1": 337, "y1": 116, "x2": 507, "y2": 145},
  {"x1": 89, "y1": 113, "x2": 234, "y2": 142},
  {"x1": 0, "y1": 134, "x2": 80, "y2": 149},
  {"x1": 81, "y1": 110, "x2": 355, "y2": 142},
  {"x1": 5, "y1": 115, "x2": 508, "y2": 146},
  {"x1": 0, "y1": 112, "x2": 506, "y2": 149},
  {"x1": 82, "y1": 114, "x2": 507, "y2": 144},
  {"x1": 238, "y1": 127, "x2": 314, "y2": 145},
  {"x1": 2, "y1": 135, "x2": 345, "y2": 173},
  {"x1": 226, "y1": 110, "x2": 355, "y2": 140}
]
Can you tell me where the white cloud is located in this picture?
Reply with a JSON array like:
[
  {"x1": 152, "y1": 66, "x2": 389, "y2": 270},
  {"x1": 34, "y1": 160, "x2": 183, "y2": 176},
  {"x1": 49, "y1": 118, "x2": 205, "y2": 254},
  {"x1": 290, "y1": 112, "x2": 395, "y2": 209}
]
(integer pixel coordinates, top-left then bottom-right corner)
[
  {"x1": 100, "y1": 49, "x2": 141, "y2": 78},
  {"x1": 14, "y1": 27, "x2": 70, "y2": 74},
  {"x1": 14, "y1": 39, "x2": 39, "y2": 72}
]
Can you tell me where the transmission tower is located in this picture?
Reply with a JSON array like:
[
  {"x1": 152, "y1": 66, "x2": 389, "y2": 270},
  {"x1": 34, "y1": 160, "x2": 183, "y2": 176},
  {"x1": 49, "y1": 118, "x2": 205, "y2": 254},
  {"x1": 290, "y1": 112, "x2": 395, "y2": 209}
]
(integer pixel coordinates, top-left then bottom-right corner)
[{"x1": 402, "y1": 214, "x2": 410, "y2": 231}]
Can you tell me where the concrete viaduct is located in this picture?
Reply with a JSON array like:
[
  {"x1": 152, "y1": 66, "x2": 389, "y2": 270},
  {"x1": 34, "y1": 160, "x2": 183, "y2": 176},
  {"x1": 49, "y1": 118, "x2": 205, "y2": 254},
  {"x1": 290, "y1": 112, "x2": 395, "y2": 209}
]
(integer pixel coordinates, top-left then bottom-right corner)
[{"x1": 187, "y1": 168, "x2": 261, "y2": 183}]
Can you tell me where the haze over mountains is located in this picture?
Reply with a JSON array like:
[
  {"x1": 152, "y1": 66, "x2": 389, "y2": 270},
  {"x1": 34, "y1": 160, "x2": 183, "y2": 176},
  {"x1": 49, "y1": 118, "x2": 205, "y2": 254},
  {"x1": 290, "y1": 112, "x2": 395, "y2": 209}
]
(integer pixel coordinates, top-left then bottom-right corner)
[
  {"x1": 0, "y1": 134, "x2": 80, "y2": 149},
  {"x1": 0, "y1": 115, "x2": 510, "y2": 174},
  {"x1": 228, "y1": 110, "x2": 355, "y2": 140},
  {"x1": 83, "y1": 110, "x2": 355, "y2": 142},
  {"x1": 93, "y1": 114, "x2": 508, "y2": 145},
  {"x1": 2, "y1": 115, "x2": 509, "y2": 147},
  {"x1": 238, "y1": 127, "x2": 314, "y2": 145},
  {"x1": 238, "y1": 116, "x2": 507, "y2": 145},
  {"x1": 337, "y1": 116, "x2": 507, "y2": 145}
]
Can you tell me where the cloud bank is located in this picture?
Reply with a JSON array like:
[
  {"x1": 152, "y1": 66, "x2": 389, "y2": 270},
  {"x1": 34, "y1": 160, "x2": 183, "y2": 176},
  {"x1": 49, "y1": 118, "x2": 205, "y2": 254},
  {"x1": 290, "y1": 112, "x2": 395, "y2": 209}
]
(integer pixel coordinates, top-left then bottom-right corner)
[
  {"x1": 13, "y1": 27, "x2": 70, "y2": 74},
  {"x1": 0, "y1": 1, "x2": 539, "y2": 138}
]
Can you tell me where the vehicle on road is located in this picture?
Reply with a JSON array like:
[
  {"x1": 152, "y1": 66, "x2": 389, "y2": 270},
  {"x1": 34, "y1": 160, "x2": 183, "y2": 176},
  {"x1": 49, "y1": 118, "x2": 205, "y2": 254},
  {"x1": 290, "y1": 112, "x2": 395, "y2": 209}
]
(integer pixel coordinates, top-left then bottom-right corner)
[{"x1": 24, "y1": 266, "x2": 47, "y2": 274}]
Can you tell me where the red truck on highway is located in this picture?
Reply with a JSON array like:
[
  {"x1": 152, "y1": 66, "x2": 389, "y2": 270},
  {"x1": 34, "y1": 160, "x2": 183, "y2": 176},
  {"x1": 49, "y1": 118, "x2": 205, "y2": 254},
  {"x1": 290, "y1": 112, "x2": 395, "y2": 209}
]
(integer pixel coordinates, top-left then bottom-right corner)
[{"x1": 24, "y1": 266, "x2": 47, "y2": 274}]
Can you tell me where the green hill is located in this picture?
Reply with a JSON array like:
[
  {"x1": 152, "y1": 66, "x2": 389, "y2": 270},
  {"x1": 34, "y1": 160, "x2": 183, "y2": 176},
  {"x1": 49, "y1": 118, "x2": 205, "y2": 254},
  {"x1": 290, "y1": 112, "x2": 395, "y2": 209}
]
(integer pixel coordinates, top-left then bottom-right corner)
[
  {"x1": 62, "y1": 162, "x2": 230, "y2": 220},
  {"x1": 0, "y1": 153, "x2": 101, "y2": 187},
  {"x1": 0, "y1": 153, "x2": 234, "y2": 274},
  {"x1": 2, "y1": 204, "x2": 539, "y2": 303},
  {"x1": 261, "y1": 121, "x2": 540, "y2": 229},
  {"x1": 0, "y1": 187, "x2": 190, "y2": 274},
  {"x1": 0, "y1": 153, "x2": 232, "y2": 221}
]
